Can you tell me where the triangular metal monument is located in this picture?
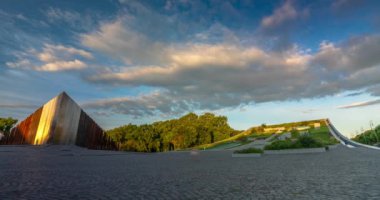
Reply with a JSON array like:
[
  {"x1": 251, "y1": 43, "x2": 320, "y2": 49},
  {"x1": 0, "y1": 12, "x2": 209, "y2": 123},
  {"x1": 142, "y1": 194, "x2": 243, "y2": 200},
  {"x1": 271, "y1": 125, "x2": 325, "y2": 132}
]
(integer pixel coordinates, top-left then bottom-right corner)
[{"x1": 1, "y1": 92, "x2": 117, "y2": 150}]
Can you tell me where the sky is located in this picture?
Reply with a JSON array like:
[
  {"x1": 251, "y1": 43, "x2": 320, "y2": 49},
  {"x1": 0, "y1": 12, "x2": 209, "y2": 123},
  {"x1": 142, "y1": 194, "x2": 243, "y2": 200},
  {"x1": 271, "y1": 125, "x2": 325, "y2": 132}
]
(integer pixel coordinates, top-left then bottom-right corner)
[{"x1": 1, "y1": 0, "x2": 380, "y2": 137}]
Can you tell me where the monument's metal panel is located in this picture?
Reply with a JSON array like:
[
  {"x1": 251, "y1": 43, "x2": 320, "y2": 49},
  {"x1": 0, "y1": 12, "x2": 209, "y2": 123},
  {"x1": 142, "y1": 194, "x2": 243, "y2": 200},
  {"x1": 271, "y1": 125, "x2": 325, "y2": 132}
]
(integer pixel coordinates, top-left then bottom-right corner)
[
  {"x1": 76, "y1": 110, "x2": 116, "y2": 150},
  {"x1": 0, "y1": 92, "x2": 117, "y2": 150},
  {"x1": 53, "y1": 93, "x2": 81, "y2": 145},
  {"x1": 2, "y1": 107, "x2": 43, "y2": 144},
  {"x1": 34, "y1": 96, "x2": 59, "y2": 145},
  {"x1": 24, "y1": 107, "x2": 43, "y2": 144}
]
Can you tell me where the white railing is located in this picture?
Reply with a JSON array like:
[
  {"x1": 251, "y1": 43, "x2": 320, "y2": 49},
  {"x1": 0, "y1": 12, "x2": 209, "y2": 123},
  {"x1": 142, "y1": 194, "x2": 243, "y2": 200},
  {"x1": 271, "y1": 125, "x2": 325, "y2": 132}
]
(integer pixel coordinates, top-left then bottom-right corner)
[{"x1": 325, "y1": 119, "x2": 380, "y2": 150}]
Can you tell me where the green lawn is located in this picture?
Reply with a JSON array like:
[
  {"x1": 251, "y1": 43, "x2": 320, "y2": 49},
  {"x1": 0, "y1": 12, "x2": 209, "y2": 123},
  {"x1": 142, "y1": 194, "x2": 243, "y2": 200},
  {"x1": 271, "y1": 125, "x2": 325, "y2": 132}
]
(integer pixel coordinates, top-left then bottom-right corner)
[
  {"x1": 308, "y1": 126, "x2": 339, "y2": 145},
  {"x1": 264, "y1": 126, "x2": 339, "y2": 150}
]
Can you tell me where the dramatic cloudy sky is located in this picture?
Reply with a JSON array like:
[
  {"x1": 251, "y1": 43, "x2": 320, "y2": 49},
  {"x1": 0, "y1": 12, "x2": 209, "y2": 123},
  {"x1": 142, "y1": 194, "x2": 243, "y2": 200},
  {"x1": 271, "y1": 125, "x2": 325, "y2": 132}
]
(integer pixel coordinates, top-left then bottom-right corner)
[{"x1": 1, "y1": 0, "x2": 380, "y2": 136}]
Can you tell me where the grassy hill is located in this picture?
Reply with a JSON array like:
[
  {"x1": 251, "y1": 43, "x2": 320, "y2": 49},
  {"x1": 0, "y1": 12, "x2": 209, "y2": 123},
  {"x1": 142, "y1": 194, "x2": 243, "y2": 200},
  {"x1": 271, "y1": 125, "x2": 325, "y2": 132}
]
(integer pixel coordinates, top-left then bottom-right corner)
[
  {"x1": 106, "y1": 114, "x2": 338, "y2": 152},
  {"x1": 196, "y1": 119, "x2": 338, "y2": 150}
]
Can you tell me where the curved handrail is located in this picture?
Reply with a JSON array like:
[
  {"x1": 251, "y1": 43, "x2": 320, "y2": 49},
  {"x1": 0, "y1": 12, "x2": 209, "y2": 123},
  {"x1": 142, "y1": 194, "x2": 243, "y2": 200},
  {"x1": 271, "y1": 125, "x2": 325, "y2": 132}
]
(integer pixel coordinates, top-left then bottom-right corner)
[{"x1": 325, "y1": 119, "x2": 380, "y2": 150}]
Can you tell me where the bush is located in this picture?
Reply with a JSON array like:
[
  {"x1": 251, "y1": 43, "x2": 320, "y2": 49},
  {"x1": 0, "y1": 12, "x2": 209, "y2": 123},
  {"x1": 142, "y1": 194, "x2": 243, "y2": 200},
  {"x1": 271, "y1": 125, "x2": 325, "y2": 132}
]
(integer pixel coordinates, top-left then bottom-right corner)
[
  {"x1": 291, "y1": 129, "x2": 300, "y2": 138},
  {"x1": 353, "y1": 129, "x2": 380, "y2": 145},
  {"x1": 264, "y1": 139, "x2": 294, "y2": 150},
  {"x1": 295, "y1": 135, "x2": 323, "y2": 148},
  {"x1": 264, "y1": 135, "x2": 324, "y2": 150},
  {"x1": 234, "y1": 147, "x2": 263, "y2": 154}
]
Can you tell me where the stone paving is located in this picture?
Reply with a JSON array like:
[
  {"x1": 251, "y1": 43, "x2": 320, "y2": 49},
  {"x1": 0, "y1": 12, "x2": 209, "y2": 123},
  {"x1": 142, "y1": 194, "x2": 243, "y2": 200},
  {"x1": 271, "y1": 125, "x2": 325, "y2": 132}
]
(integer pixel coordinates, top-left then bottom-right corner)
[{"x1": 1, "y1": 145, "x2": 380, "y2": 199}]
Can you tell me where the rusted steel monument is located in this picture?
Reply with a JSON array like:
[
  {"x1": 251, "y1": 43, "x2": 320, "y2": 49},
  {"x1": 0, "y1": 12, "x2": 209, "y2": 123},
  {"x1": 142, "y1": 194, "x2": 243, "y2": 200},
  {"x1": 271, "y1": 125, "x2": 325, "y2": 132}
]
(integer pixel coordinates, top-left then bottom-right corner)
[{"x1": 0, "y1": 92, "x2": 117, "y2": 150}]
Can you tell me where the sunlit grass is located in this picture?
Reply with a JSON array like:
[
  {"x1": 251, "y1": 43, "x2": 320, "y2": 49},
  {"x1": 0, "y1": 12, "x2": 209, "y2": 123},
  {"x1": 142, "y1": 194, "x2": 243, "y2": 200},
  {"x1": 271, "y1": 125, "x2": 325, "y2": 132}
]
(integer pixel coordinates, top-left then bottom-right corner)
[
  {"x1": 196, "y1": 129, "x2": 251, "y2": 150},
  {"x1": 309, "y1": 126, "x2": 339, "y2": 145}
]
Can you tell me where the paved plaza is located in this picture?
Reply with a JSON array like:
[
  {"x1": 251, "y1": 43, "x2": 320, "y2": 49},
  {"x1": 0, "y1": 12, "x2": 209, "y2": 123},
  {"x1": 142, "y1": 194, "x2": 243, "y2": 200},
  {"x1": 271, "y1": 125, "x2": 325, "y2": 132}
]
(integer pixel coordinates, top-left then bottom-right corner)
[{"x1": 1, "y1": 145, "x2": 380, "y2": 199}]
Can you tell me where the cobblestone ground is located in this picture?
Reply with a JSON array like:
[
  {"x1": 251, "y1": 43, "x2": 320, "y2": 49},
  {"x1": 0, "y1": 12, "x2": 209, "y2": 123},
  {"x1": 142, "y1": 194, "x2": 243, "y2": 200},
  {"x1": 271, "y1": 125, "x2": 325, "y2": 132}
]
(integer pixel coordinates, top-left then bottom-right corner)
[{"x1": 1, "y1": 145, "x2": 380, "y2": 200}]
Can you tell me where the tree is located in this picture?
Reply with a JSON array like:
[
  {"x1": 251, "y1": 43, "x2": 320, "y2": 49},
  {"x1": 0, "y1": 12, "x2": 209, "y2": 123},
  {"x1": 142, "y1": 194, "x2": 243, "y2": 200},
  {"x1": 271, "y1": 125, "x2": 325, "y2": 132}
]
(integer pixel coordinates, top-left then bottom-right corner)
[
  {"x1": 106, "y1": 112, "x2": 236, "y2": 152},
  {"x1": 0, "y1": 117, "x2": 18, "y2": 136}
]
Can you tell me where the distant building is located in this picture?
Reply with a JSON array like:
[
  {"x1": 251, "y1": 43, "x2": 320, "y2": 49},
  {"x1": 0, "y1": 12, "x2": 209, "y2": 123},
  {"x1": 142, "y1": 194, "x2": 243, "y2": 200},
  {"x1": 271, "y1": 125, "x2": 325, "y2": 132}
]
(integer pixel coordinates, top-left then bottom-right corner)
[
  {"x1": 264, "y1": 127, "x2": 285, "y2": 134},
  {"x1": 296, "y1": 126, "x2": 310, "y2": 131},
  {"x1": 0, "y1": 92, "x2": 117, "y2": 150},
  {"x1": 314, "y1": 123, "x2": 321, "y2": 129}
]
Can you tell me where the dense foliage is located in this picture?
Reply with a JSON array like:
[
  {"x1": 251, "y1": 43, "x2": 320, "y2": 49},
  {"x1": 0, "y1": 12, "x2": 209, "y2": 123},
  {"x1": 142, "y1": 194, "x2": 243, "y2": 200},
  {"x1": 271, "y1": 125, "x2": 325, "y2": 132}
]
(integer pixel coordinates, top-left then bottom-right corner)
[
  {"x1": 107, "y1": 113, "x2": 238, "y2": 152},
  {"x1": 264, "y1": 135, "x2": 324, "y2": 150},
  {"x1": 0, "y1": 117, "x2": 18, "y2": 135},
  {"x1": 353, "y1": 125, "x2": 380, "y2": 145}
]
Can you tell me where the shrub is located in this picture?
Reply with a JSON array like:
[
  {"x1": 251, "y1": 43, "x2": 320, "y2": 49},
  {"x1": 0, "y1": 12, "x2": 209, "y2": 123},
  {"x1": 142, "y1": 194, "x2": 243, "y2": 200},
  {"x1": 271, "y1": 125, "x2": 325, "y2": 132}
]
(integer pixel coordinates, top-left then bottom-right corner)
[
  {"x1": 295, "y1": 135, "x2": 323, "y2": 148},
  {"x1": 291, "y1": 129, "x2": 300, "y2": 138},
  {"x1": 234, "y1": 147, "x2": 263, "y2": 154},
  {"x1": 264, "y1": 135, "x2": 324, "y2": 150},
  {"x1": 264, "y1": 139, "x2": 294, "y2": 150}
]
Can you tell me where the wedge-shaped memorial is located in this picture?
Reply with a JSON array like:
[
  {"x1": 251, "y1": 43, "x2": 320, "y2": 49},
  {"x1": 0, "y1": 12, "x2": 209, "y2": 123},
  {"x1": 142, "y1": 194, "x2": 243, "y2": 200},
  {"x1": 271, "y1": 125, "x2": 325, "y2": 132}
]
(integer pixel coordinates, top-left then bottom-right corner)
[{"x1": 1, "y1": 92, "x2": 117, "y2": 150}]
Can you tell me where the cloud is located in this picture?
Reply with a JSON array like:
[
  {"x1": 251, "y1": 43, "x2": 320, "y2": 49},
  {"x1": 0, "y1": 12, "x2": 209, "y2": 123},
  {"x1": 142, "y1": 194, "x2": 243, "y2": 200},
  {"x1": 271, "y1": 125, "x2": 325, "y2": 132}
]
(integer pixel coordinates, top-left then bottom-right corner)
[
  {"x1": 38, "y1": 44, "x2": 93, "y2": 61},
  {"x1": 82, "y1": 17, "x2": 380, "y2": 117},
  {"x1": 256, "y1": 0, "x2": 309, "y2": 52},
  {"x1": 367, "y1": 85, "x2": 380, "y2": 96},
  {"x1": 89, "y1": 43, "x2": 310, "y2": 88},
  {"x1": 118, "y1": 0, "x2": 129, "y2": 4},
  {"x1": 301, "y1": 109, "x2": 318, "y2": 114},
  {"x1": 312, "y1": 36, "x2": 380, "y2": 72},
  {"x1": 5, "y1": 43, "x2": 92, "y2": 72},
  {"x1": 6, "y1": 59, "x2": 32, "y2": 69},
  {"x1": 37, "y1": 59, "x2": 86, "y2": 72},
  {"x1": 81, "y1": 19, "x2": 166, "y2": 65},
  {"x1": 46, "y1": 8, "x2": 80, "y2": 23},
  {"x1": 0, "y1": 10, "x2": 50, "y2": 57},
  {"x1": 0, "y1": 104, "x2": 38, "y2": 109},
  {"x1": 81, "y1": 27, "x2": 313, "y2": 116},
  {"x1": 332, "y1": 0, "x2": 364, "y2": 12},
  {"x1": 68, "y1": 1, "x2": 380, "y2": 117},
  {"x1": 261, "y1": 1, "x2": 299, "y2": 29},
  {"x1": 1, "y1": 0, "x2": 380, "y2": 125},
  {"x1": 4, "y1": 1, "x2": 376, "y2": 118},
  {"x1": 82, "y1": 91, "x2": 190, "y2": 117},
  {"x1": 338, "y1": 99, "x2": 380, "y2": 109},
  {"x1": 345, "y1": 92, "x2": 364, "y2": 97},
  {"x1": 45, "y1": 7, "x2": 97, "y2": 31}
]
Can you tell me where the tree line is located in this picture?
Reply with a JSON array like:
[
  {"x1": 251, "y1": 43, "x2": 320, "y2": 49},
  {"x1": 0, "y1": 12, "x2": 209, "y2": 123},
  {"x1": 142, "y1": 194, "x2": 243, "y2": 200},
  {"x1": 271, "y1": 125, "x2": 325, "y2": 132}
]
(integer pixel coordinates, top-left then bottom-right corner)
[{"x1": 106, "y1": 113, "x2": 239, "y2": 152}]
